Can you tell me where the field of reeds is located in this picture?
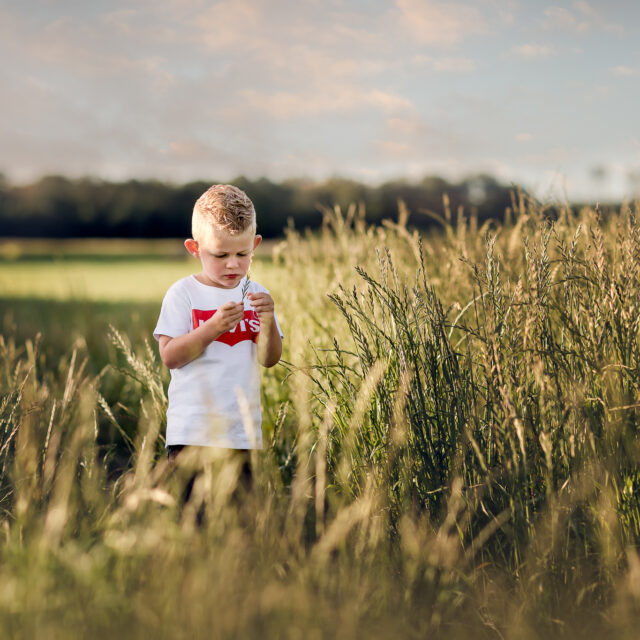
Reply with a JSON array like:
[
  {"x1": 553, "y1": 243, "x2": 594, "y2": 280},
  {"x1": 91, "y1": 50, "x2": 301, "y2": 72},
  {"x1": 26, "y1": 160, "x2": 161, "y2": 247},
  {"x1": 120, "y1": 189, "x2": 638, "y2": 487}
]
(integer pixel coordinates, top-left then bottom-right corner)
[{"x1": 2, "y1": 196, "x2": 640, "y2": 639}]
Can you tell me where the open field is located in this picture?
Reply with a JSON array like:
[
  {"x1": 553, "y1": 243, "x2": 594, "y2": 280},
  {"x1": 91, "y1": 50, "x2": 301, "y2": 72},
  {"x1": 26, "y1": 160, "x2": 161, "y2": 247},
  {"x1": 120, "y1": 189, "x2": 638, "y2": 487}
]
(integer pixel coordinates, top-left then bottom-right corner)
[
  {"x1": 2, "y1": 201, "x2": 640, "y2": 638},
  {"x1": 0, "y1": 260, "x2": 194, "y2": 302},
  {"x1": 0, "y1": 238, "x2": 278, "y2": 302}
]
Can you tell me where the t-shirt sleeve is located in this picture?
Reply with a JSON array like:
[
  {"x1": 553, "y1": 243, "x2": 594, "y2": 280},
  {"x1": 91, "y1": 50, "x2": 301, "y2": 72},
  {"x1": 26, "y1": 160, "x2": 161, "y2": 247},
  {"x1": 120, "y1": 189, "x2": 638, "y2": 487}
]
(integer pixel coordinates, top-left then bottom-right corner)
[{"x1": 153, "y1": 283, "x2": 192, "y2": 341}]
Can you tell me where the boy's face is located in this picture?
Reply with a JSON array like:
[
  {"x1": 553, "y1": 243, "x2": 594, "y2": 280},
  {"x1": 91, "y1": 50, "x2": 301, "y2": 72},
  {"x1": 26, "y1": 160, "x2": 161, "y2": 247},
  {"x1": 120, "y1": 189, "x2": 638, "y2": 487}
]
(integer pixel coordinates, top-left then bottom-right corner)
[{"x1": 185, "y1": 228, "x2": 261, "y2": 289}]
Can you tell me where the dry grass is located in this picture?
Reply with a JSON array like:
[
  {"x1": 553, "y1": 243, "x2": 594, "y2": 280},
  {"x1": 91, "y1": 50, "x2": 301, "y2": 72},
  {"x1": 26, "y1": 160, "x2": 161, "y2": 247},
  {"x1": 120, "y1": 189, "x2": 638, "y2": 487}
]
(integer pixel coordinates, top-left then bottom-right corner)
[{"x1": 1, "y1": 197, "x2": 640, "y2": 638}]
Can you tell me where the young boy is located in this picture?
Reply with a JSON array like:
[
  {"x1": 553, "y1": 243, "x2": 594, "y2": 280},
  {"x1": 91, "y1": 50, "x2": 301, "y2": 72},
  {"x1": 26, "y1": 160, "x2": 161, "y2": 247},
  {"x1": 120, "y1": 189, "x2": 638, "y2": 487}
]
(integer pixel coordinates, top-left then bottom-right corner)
[{"x1": 153, "y1": 184, "x2": 282, "y2": 462}]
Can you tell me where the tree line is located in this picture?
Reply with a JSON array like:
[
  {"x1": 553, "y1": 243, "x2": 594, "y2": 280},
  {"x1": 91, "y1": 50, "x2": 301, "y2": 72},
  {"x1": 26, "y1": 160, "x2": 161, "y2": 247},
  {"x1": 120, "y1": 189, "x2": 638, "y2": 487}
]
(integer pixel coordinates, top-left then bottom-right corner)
[{"x1": 0, "y1": 173, "x2": 517, "y2": 238}]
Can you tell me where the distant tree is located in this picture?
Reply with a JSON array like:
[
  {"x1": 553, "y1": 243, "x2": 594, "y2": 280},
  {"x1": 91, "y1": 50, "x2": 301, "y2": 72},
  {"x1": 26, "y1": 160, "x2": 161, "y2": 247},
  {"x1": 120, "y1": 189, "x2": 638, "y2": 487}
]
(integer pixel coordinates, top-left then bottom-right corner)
[{"x1": 0, "y1": 173, "x2": 521, "y2": 239}]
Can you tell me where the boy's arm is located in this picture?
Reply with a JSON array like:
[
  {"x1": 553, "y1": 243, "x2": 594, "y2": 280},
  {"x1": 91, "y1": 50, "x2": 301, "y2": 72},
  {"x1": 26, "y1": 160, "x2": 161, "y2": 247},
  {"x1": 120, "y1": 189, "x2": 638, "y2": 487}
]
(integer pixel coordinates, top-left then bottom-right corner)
[
  {"x1": 158, "y1": 301, "x2": 244, "y2": 369},
  {"x1": 247, "y1": 293, "x2": 283, "y2": 368}
]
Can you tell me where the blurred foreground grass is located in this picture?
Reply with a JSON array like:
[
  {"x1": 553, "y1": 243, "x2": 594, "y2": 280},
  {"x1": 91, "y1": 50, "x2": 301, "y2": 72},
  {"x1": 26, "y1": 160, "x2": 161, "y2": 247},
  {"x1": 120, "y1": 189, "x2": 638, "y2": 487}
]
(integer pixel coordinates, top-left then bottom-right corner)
[{"x1": 2, "y1": 202, "x2": 640, "y2": 638}]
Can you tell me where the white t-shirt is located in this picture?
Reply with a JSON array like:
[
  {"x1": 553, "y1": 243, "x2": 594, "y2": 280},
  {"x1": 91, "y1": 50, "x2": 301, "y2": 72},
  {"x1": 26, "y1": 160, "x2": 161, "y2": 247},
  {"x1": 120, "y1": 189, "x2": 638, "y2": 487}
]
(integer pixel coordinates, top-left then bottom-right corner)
[{"x1": 153, "y1": 275, "x2": 282, "y2": 449}]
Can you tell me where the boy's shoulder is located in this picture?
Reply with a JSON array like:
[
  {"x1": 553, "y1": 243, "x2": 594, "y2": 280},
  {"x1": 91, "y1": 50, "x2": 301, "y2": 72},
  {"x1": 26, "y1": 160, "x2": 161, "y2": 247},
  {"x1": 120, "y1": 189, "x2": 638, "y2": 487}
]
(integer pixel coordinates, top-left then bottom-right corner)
[{"x1": 163, "y1": 275, "x2": 195, "y2": 298}]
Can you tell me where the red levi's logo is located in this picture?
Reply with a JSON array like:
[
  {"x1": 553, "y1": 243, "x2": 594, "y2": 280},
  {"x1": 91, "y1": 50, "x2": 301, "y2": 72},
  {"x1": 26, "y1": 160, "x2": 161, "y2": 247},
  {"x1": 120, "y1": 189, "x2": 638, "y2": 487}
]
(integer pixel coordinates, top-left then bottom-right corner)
[{"x1": 192, "y1": 309, "x2": 260, "y2": 346}]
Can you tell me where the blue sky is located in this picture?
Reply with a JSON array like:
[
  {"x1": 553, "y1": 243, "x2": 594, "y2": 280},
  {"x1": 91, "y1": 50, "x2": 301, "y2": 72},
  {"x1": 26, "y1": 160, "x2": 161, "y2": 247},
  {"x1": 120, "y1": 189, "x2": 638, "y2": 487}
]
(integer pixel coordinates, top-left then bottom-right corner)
[{"x1": 2, "y1": 0, "x2": 639, "y2": 201}]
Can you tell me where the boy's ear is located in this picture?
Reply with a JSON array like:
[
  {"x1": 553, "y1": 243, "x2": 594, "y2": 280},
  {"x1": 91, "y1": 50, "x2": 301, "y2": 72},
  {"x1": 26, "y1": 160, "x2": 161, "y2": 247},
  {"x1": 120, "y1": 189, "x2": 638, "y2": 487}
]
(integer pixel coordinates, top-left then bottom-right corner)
[
  {"x1": 184, "y1": 238, "x2": 199, "y2": 257},
  {"x1": 253, "y1": 234, "x2": 262, "y2": 251}
]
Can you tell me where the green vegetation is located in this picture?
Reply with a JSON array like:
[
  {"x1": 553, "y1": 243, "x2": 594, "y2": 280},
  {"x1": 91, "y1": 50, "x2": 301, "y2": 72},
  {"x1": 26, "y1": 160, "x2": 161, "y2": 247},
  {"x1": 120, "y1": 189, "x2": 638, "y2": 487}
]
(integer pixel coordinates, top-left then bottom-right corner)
[
  {"x1": 2, "y1": 199, "x2": 640, "y2": 638},
  {"x1": 0, "y1": 238, "x2": 275, "y2": 302}
]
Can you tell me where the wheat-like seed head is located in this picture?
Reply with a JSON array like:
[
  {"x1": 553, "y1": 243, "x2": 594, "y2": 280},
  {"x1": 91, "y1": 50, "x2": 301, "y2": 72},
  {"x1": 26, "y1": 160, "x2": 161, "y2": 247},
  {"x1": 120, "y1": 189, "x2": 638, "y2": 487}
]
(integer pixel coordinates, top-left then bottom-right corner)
[{"x1": 241, "y1": 272, "x2": 251, "y2": 302}]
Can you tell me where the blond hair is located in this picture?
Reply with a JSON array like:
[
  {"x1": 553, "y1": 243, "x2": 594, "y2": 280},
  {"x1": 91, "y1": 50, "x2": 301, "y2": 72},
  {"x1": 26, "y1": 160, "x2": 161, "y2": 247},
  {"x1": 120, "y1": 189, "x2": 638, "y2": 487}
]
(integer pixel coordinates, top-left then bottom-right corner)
[{"x1": 192, "y1": 184, "x2": 256, "y2": 239}]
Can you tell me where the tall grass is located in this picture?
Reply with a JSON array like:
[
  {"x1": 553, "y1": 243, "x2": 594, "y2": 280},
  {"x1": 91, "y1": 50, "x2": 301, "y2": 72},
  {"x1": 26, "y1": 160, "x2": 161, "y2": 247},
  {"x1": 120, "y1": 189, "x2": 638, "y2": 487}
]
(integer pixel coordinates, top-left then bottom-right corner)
[{"x1": 1, "y1": 198, "x2": 640, "y2": 637}]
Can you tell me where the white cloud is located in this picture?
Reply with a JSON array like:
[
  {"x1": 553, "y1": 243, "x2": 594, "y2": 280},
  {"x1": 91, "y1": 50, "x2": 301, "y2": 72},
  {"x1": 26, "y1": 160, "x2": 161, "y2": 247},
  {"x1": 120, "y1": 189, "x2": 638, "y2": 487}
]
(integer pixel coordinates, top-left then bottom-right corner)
[
  {"x1": 518, "y1": 146, "x2": 574, "y2": 168},
  {"x1": 611, "y1": 66, "x2": 639, "y2": 77},
  {"x1": 0, "y1": 0, "x2": 636, "y2": 199},
  {"x1": 543, "y1": 2, "x2": 623, "y2": 34},
  {"x1": 374, "y1": 140, "x2": 414, "y2": 157},
  {"x1": 385, "y1": 116, "x2": 433, "y2": 138},
  {"x1": 573, "y1": 1, "x2": 598, "y2": 20},
  {"x1": 432, "y1": 57, "x2": 477, "y2": 73},
  {"x1": 395, "y1": 0, "x2": 487, "y2": 46},
  {"x1": 100, "y1": 9, "x2": 138, "y2": 36},
  {"x1": 543, "y1": 6, "x2": 589, "y2": 32},
  {"x1": 2, "y1": 10, "x2": 176, "y2": 91},
  {"x1": 511, "y1": 44, "x2": 555, "y2": 59},
  {"x1": 490, "y1": 0, "x2": 518, "y2": 26},
  {"x1": 191, "y1": 0, "x2": 263, "y2": 50},
  {"x1": 239, "y1": 87, "x2": 414, "y2": 119},
  {"x1": 167, "y1": 140, "x2": 230, "y2": 162},
  {"x1": 412, "y1": 54, "x2": 477, "y2": 73},
  {"x1": 372, "y1": 114, "x2": 471, "y2": 165}
]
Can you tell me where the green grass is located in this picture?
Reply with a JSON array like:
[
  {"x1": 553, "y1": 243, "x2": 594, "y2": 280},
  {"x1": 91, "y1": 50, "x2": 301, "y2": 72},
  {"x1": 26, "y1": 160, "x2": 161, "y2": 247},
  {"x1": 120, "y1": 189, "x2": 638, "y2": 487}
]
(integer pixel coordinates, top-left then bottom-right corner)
[
  {"x1": 0, "y1": 238, "x2": 277, "y2": 302},
  {"x1": 0, "y1": 260, "x2": 192, "y2": 302},
  {"x1": 2, "y1": 202, "x2": 640, "y2": 638}
]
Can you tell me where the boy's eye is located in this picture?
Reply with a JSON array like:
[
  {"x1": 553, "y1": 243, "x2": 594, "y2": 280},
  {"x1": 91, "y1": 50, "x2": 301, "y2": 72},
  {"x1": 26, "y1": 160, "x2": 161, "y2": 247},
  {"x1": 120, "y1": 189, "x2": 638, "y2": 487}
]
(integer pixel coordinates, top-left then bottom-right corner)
[{"x1": 213, "y1": 252, "x2": 249, "y2": 258}]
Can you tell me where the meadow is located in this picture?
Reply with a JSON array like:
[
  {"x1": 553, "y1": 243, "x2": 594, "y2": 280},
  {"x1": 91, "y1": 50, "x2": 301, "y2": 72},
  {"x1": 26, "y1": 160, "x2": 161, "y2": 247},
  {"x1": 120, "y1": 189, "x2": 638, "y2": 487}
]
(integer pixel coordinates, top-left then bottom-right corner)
[{"x1": 2, "y1": 198, "x2": 640, "y2": 638}]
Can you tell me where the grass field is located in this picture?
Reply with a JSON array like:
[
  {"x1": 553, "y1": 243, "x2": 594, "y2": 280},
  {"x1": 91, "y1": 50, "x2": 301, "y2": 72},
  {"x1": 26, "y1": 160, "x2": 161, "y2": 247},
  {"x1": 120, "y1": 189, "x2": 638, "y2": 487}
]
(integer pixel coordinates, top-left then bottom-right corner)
[
  {"x1": 0, "y1": 237, "x2": 277, "y2": 302},
  {"x1": 2, "y1": 201, "x2": 640, "y2": 638}
]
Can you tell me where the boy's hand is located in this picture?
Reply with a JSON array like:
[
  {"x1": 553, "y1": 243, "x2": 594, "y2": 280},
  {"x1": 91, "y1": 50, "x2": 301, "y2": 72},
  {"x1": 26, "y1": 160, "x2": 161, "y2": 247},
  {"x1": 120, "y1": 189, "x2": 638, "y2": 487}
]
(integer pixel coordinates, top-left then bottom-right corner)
[
  {"x1": 246, "y1": 292, "x2": 275, "y2": 320},
  {"x1": 207, "y1": 301, "x2": 244, "y2": 334}
]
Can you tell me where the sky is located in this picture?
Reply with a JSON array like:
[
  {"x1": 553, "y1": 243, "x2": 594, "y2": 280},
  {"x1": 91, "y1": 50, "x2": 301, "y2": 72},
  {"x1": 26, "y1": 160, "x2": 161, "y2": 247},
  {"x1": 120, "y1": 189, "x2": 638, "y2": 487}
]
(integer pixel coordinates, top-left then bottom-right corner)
[{"x1": 2, "y1": 0, "x2": 639, "y2": 202}]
